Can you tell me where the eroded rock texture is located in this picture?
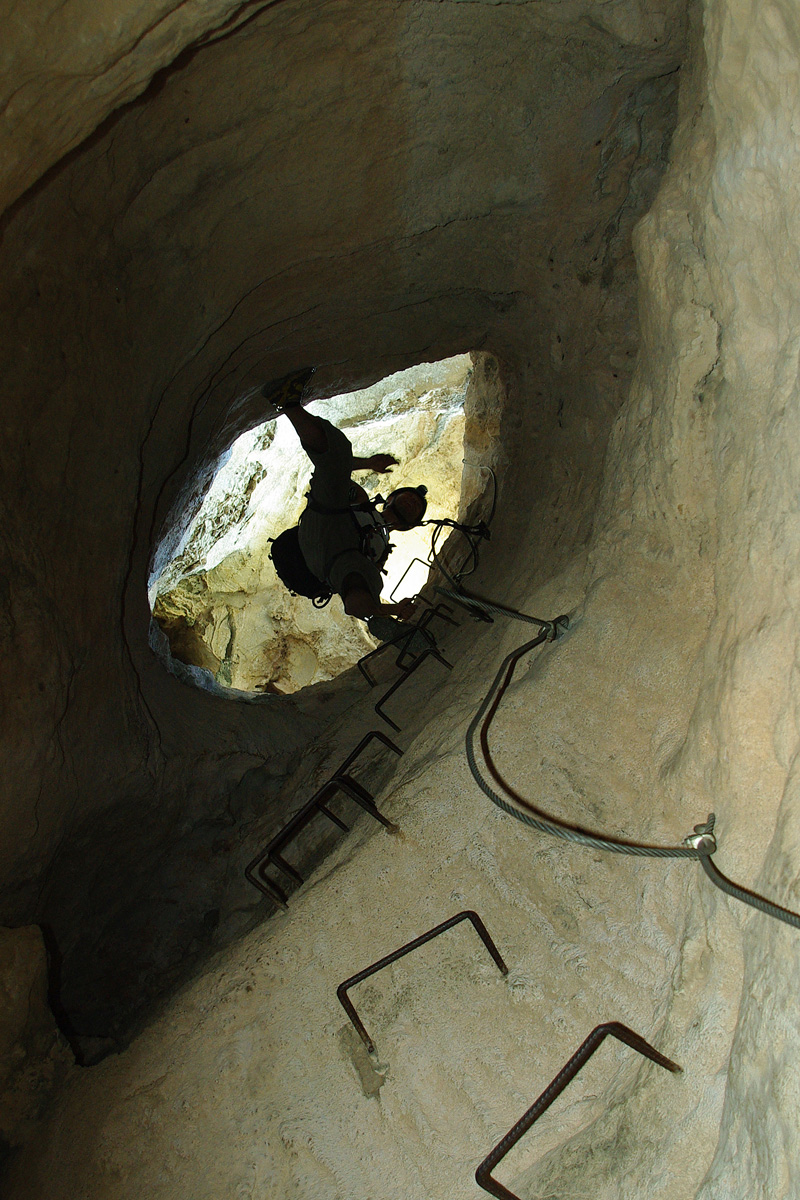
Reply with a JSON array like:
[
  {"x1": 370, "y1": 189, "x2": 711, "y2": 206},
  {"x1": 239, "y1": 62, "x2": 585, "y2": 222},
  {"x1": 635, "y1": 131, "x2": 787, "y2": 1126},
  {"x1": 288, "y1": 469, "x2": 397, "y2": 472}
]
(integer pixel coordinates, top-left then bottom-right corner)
[
  {"x1": 0, "y1": 0, "x2": 268, "y2": 216},
  {"x1": 2, "y1": 0, "x2": 798, "y2": 1196}
]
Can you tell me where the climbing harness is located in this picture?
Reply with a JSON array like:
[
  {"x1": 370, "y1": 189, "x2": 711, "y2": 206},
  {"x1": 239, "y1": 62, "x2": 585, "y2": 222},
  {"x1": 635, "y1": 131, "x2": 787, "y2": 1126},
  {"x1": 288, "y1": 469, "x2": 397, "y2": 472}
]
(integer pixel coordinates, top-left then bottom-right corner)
[
  {"x1": 305, "y1": 490, "x2": 394, "y2": 577},
  {"x1": 305, "y1": 492, "x2": 391, "y2": 560},
  {"x1": 270, "y1": 491, "x2": 393, "y2": 606},
  {"x1": 450, "y1": 589, "x2": 800, "y2": 929}
]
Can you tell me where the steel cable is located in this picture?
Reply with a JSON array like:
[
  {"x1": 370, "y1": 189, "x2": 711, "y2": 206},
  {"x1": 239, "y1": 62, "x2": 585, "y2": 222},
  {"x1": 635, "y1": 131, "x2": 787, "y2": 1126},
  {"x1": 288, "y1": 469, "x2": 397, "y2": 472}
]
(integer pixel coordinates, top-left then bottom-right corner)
[
  {"x1": 436, "y1": 586, "x2": 551, "y2": 628},
  {"x1": 465, "y1": 628, "x2": 706, "y2": 858},
  {"x1": 698, "y1": 853, "x2": 800, "y2": 929},
  {"x1": 460, "y1": 601, "x2": 800, "y2": 928},
  {"x1": 428, "y1": 480, "x2": 799, "y2": 926}
]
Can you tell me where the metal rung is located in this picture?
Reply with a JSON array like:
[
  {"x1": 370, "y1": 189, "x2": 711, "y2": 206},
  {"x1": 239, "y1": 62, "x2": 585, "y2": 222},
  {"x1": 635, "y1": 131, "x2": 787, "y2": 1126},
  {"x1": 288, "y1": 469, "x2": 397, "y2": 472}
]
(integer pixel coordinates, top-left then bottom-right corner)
[
  {"x1": 243, "y1": 860, "x2": 290, "y2": 908},
  {"x1": 475, "y1": 1022, "x2": 682, "y2": 1200},
  {"x1": 375, "y1": 647, "x2": 452, "y2": 731},
  {"x1": 394, "y1": 604, "x2": 458, "y2": 672},
  {"x1": 414, "y1": 597, "x2": 460, "y2": 628},
  {"x1": 332, "y1": 730, "x2": 403, "y2": 777},
  {"x1": 337, "y1": 910, "x2": 508, "y2": 1054},
  {"x1": 357, "y1": 604, "x2": 458, "y2": 686},
  {"x1": 244, "y1": 733, "x2": 403, "y2": 905},
  {"x1": 389, "y1": 556, "x2": 434, "y2": 602},
  {"x1": 357, "y1": 625, "x2": 419, "y2": 687}
]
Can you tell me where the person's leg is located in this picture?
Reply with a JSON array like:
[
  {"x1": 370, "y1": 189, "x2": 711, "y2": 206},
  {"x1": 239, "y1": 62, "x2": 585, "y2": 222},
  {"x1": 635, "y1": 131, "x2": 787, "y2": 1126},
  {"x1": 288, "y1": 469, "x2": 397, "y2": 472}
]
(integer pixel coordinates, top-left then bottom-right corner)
[
  {"x1": 262, "y1": 366, "x2": 352, "y2": 506},
  {"x1": 281, "y1": 405, "x2": 329, "y2": 455},
  {"x1": 261, "y1": 366, "x2": 315, "y2": 411},
  {"x1": 261, "y1": 367, "x2": 326, "y2": 452},
  {"x1": 283, "y1": 412, "x2": 354, "y2": 509}
]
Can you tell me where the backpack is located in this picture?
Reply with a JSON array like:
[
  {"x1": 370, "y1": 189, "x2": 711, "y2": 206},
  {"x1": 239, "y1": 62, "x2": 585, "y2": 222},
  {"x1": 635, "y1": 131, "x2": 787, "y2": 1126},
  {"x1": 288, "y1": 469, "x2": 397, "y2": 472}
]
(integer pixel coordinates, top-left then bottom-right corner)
[{"x1": 268, "y1": 526, "x2": 333, "y2": 607}]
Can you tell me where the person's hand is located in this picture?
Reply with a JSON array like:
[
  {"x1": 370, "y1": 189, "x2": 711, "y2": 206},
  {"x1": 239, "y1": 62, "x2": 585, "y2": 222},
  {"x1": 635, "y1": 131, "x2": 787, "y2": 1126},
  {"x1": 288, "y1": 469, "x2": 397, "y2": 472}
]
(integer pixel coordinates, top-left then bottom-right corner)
[
  {"x1": 394, "y1": 597, "x2": 418, "y2": 621},
  {"x1": 367, "y1": 453, "x2": 399, "y2": 473}
]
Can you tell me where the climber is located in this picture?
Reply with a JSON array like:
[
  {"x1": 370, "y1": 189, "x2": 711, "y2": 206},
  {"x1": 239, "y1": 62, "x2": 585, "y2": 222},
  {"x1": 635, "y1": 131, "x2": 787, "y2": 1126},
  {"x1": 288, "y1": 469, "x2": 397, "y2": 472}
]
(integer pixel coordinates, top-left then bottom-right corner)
[{"x1": 264, "y1": 369, "x2": 428, "y2": 636}]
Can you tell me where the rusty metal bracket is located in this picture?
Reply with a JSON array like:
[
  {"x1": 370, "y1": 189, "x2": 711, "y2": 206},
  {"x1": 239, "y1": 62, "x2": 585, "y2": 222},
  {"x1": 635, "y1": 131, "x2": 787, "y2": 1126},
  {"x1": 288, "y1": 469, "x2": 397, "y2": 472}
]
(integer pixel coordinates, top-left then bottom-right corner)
[
  {"x1": 375, "y1": 647, "x2": 452, "y2": 731},
  {"x1": 414, "y1": 595, "x2": 460, "y2": 626},
  {"x1": 244, "y1": 732, "x2": 403, "y2": 906},
  {"x1": 475, "y1": 1022, "x2": 682, "y2": 1200},
  {"x1": 244, "y1": 779, "x2": 361, "y2": 907},
  {"x1": 243, "y1": 857, "x2": 291, "y2": 908},
  {"x1": 357, "y1": 624, "x2": 430, "y2": 687},
  {"x1": 357, "y1": 603, "x2": 458, "y2": 687},
  {"x1": 394, "y1": 603, "x2": 459, "y2": 672},
  {"x1": 337, "y1": 910, "x2": 508, "y2": 1054},
  {"x1": 331, "y1": 729, "x2": 403, "y2": 783},
  {"x1": 389, "y1": 555, "x2": 434, "y2": 602}
]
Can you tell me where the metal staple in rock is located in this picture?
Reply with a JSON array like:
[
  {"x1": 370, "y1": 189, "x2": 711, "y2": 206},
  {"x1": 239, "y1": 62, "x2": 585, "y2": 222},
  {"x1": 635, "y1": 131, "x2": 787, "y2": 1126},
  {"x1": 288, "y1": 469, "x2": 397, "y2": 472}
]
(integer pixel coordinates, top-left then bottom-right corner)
[{"x1": 475, "y1": 1021, "x2": 682, "y2": 1200}]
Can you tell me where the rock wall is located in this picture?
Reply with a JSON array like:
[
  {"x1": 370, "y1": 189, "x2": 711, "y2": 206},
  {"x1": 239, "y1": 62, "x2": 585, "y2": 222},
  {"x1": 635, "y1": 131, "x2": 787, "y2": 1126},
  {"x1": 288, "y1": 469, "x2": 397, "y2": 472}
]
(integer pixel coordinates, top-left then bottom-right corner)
[
  {"x1": 0, "y1": 0, "x2": 274, "y2": 217},
  {"x1": 0, "y1": 927, "x2": 71, "y2": 1173},
  {"x1": 0, "y1": 0, "x2": 677, "y2": 930},
  {"x1": 8, "y1": 0, "x2": 800, "y2": 1196}
]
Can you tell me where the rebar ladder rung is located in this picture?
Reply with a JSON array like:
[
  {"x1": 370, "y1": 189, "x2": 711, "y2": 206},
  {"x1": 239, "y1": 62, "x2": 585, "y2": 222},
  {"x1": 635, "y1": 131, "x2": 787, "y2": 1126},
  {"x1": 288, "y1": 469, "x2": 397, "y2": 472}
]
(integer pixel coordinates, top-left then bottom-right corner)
[
  {"x1": 475, "y1": 1022, "x2": 682, "y2": 1200},
  {"x1": 337, "y1": 910, "x2": 508, "y2": 1054},
  {"x1": 244, "y1": 733, "x2": 403, "y2": 905}
]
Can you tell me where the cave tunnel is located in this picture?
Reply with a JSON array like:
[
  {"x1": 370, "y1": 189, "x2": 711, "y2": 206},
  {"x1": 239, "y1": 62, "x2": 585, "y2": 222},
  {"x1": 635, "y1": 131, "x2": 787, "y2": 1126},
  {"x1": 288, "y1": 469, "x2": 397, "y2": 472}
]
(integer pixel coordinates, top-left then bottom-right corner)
[{"x1": 2, "y1": 1, "x2": 799, "y2": 1196}]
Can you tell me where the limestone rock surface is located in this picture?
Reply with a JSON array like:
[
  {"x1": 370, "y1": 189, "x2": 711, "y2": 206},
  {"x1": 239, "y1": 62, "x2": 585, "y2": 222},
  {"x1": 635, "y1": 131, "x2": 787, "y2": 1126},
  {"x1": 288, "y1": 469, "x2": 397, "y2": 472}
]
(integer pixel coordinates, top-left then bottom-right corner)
[
  {"x1": 8, "y1": 0, "x2": 800, "y2": 1197},
  {"x1": 0, "y1": 0, "x2": 270, "y2": 218},
  {"x1": 0, "y1": 0, "x2": 683, "y2": 911}
]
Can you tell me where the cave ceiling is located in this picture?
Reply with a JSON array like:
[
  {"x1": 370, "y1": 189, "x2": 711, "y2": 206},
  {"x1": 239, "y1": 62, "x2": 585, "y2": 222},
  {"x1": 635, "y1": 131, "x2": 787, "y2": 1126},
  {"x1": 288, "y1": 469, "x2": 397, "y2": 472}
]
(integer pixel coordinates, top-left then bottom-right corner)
[
  {"x1": 0, "y1": 0, "x2": 686, "y2": 921},
  {"x1": 7, "y1": 3, "x2": 800, "y2": 1197}
]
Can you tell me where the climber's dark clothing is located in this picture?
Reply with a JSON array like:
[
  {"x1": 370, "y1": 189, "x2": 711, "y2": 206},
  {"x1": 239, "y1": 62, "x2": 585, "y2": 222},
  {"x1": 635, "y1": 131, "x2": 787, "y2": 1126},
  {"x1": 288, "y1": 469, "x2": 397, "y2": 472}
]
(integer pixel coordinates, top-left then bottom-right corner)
[{"x1": 297, "y1": 418, "x2": 387, "y2": 603}]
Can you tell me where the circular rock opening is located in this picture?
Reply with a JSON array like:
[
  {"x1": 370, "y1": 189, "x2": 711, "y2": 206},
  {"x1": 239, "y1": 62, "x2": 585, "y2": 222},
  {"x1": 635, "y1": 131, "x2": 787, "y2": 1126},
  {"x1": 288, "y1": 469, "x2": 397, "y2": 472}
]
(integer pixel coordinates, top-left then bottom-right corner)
[{"x1": 150, "y1": 355, "x2": 493, "y2": 694}]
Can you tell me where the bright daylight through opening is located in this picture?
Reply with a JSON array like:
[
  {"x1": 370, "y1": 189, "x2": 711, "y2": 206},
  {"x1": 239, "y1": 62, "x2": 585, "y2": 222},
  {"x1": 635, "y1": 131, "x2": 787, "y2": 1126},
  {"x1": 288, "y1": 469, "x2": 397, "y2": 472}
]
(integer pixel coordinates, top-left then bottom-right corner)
[{"x1": 150, "y1": 356, "x2": 473, "y2": 694}]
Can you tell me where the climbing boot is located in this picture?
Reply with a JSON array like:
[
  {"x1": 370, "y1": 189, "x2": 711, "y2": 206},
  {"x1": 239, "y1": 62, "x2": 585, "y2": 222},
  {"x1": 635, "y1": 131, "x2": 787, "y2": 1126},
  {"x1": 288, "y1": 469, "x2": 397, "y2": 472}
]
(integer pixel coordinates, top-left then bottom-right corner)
[{"x1": 261, "y1": 366, "x2": 315, "y2": 411}]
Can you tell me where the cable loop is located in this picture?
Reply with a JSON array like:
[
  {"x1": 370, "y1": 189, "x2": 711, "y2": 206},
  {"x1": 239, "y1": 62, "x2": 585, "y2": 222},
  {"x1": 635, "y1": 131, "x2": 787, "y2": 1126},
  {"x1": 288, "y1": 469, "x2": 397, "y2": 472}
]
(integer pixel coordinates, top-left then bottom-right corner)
[
  {"x1": 422, "y1": 469, "x2": 800, "y2": 929},
  {"x1": 457, "y1": 591, "x2": 800, "y2": 929},
  {"x1": 465, "y1": 626, "x2": 707, "y2": 859}
]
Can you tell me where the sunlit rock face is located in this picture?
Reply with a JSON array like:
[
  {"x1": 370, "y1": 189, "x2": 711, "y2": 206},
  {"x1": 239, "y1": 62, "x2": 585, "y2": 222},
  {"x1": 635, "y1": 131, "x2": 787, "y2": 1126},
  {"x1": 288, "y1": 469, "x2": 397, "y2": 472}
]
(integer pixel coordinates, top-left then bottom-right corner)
[
  {"x1": 152, "y1": 357, "x2": 472, "y2": 693},
  {"x1": 10, "y1": 0, "x2": 800, "y2": 1197}
]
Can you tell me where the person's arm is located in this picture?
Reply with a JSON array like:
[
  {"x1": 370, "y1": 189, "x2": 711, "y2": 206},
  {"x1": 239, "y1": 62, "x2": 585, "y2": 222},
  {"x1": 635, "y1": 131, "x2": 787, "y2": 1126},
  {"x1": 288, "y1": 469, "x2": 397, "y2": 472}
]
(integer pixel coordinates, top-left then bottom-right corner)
[
  {"x1": 341, "y1": 574, "x2": 417, "y2": 621},
  {"x1": 351, "y1": 453, "x2": 398, "y2": 473}
]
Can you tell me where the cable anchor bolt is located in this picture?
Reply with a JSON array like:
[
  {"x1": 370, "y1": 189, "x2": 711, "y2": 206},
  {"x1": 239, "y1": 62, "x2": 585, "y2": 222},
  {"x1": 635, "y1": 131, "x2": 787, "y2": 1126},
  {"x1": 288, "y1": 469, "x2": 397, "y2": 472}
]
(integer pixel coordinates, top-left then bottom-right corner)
[
  {"x1": 545, "y1": 614, "x2": 570, "y2": 641},
  {"x1": 682, "y1": 812, "x2": 717, "y2": 854}
]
